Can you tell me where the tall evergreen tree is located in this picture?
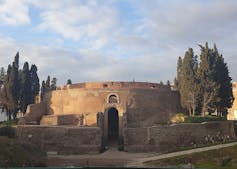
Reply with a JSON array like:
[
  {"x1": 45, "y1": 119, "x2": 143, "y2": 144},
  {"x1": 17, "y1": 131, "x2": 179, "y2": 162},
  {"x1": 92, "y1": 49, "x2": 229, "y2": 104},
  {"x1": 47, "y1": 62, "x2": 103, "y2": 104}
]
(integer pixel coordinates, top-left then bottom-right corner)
[
  {"x1": 50, "y1": 77, "x2": 57, "y2": 90},
  {"x1": 176, "y1": 56, "x2": 183, "y2": 90},
  {"x1": 46, "y1": 75, "x2": 50, "y2": 91},
  {"x1": 5, "y1": 65, "x2": 15, "y2": 120},
  {"x1": 11, "y1": 52, "x2": 20, "y2": 119},
  {"x1": 21, "y1": 62, "x2": 31, "y2": 113},
  {"x1": 212, "y1": 44, "x2": 234, "y2": 116},
  {"x1": 0, "y1": 67, "x2": 6, "y2": 88},
  {"x1": 180, "y1": 48, "x2": 199, "y2": 116},
  {"x1": 67, "y1": 79, "x2": 72, "y2": 85},
  {"x1": 40, "y1": 80, "x2": 46, "y2": 101},
  {"x1": 198, "y1": 42, "x2": 219, "y2": 116},
  {"x1": 30, "y1": 64, "x2": 40, "y2": 104}
]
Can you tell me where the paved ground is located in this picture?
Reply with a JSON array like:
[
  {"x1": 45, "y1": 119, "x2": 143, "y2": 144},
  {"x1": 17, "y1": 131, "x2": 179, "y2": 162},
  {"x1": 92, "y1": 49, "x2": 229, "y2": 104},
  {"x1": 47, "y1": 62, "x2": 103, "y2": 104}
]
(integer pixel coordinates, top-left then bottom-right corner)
[{"x1": 47, "y1": 142, "x2": 237, "y2": 168}]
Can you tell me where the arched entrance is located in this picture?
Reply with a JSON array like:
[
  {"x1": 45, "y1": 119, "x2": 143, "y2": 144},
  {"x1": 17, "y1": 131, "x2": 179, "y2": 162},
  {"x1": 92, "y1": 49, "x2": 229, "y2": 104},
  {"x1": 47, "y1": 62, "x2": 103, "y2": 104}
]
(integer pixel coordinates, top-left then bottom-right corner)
[{"x1": 108, "y1": 107, "x2": 119, "y2": 141}]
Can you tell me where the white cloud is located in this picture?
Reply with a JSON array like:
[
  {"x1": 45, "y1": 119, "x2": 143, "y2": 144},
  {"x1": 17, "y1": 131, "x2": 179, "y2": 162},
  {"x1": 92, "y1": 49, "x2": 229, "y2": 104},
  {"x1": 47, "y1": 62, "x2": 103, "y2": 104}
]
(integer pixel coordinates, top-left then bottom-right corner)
[
  {"x1": 0, "y1": 0, "x2": 30, "y2": 25},
  {"x1": 1, "y1": 1, "x2": 237, "y2": 85},
  {"x1": 36, "y1": 1, "x2": 119, "y2": 50}
]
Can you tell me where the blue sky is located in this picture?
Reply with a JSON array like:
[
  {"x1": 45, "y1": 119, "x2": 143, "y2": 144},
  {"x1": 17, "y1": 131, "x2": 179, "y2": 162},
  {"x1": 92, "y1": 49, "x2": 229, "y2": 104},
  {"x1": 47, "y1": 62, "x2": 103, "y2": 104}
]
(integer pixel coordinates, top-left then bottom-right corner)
[{"x1": 0, "y1": 0, "x2": 237, "y2": 85}]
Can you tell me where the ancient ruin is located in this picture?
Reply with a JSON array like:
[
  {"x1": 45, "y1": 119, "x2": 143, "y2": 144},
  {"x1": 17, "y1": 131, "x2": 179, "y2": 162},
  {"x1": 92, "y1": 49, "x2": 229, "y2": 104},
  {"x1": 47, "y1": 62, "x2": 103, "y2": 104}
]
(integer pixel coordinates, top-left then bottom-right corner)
[{"x1": 17, "y1": 81, "x2": 236, "y2": 154}]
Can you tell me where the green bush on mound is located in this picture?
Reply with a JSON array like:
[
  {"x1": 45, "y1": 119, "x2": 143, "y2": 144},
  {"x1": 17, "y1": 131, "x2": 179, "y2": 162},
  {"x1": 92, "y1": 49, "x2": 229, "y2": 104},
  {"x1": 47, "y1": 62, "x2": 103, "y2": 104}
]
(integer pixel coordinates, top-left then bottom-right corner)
[
  {"x1": 170, "y1": 114, "x2": 226, "y2": 124},
  {"x1": 0, "y1": 137, "x2": 46, "y2": 167},
  {"x1": 184, "y1": 115, "x2": 226, "y2": 123},
  {"x1": 0, "y1": 119, "x2": 18, "y2": 126}
]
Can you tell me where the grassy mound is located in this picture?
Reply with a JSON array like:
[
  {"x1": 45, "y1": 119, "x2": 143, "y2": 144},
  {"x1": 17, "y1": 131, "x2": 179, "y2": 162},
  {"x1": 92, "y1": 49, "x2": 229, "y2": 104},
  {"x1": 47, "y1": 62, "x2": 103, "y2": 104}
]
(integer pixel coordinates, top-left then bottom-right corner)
[
  {"x1": 144, "y1": 144, "x2": 237, "y2": 169},
  {"x1": 0, "y1": 136, "x2": 46, "y2": 167},
  {"x1": 184, "y1": 115, "x2": 226, "y2": 123}
]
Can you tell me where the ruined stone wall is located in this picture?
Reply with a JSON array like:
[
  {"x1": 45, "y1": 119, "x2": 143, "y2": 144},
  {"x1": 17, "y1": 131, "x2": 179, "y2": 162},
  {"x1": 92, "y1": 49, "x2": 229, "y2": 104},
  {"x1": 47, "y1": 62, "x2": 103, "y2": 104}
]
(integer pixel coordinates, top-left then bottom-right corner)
[
  {"x1": 18, "y1": 102, "x2": 46, "y2": 125},
  {"x1": 43, "y1": 88, "x2": 130, "y2": 126},
  {"x1": 43, "y1": 83, "x2": 179, "y2": 127},
  {"x1": 16, "y1": 125, "x2": 101, "y2": 154},
  {"x1": 124, "y1": 121, "x2": 236, "y2": 152},
  {"x1": 126, "y1": 89, "x2": 181, "y2": 127}
]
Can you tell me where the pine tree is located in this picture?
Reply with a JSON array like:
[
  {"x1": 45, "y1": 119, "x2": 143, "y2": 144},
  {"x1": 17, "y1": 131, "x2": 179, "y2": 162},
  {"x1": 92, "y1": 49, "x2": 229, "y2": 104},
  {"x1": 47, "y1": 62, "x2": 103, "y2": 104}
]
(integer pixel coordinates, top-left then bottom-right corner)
[{"x1": 30, "y1": 64, "x2": 40, "y2": 104}]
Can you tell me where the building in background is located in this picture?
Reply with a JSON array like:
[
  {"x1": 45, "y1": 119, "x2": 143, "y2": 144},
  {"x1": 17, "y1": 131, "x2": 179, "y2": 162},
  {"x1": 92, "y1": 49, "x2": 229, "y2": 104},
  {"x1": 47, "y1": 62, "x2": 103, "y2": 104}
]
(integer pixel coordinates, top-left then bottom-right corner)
[{"x1": 228, "y1": 82, "x2": 237, "y2": 120}]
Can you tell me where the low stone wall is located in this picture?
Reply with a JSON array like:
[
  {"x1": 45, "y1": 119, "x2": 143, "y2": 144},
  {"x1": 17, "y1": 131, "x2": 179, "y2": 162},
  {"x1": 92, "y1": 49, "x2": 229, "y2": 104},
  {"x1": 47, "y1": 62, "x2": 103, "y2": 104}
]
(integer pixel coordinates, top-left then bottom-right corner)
[
  {"x1": 40, "y1": 114, "x2": 80, "y2": 125},
  {"x1": 124, "y1": 121, "x2": 236, "y2": 152},
  {"x1": 16, "y1": 125, "x2": 101, "y2": 154}
]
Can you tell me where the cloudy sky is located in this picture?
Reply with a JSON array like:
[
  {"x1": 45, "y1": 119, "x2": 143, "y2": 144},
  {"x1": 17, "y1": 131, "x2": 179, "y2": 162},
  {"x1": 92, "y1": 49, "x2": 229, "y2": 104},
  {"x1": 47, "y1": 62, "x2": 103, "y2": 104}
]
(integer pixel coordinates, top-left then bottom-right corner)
[{"x1": 0, "y1": 0, "x2": 237, "y2": 85}]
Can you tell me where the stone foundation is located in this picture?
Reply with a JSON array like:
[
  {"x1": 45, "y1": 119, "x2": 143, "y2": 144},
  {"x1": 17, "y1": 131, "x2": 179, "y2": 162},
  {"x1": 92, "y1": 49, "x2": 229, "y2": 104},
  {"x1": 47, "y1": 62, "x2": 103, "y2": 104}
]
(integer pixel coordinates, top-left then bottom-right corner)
[
  {"x1": 40, "y1": 114, "x2": 81, "y2": 125},
  {"x1": 16, "y1": 125, "x2": 102, "y2": 154},
  {"x1": 124, "y1": 121, "x2": 236, "y2": 152}
]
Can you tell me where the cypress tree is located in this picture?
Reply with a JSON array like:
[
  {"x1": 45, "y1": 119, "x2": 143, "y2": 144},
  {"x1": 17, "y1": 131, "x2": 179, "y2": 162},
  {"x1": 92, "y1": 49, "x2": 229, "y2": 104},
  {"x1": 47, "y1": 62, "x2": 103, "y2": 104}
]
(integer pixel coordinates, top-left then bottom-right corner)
[
  {"x1": 176, "y1": 56, "x2": 183, "y2": 90},
  {"x1": 0, "y1": 65, "x2": 14, "y2": 120},
  {"x1": 212, "y1": 44, "x2": 234, "y2": 117},
  {"x1": 11, "y1": 52, "x2": 20, "y2": 119},
  {"x1": 198, "y1": 42, "x2": 219, "y2": 116},
  {"x1": 46, "y1": 75, "x2": 50, "y2": 91},
  {"x1": 50, "y1": 77, "x2": 57, "y2": 90},
  {"x1": 0, "y1": 67, "x2": 5, "y2": 87},
  {"x1": 21, "y1": 62, "x2": 31, "y2": 113},
  {"x1": 40, "y1": 80, "x2": 46, "y2": 101},
  {"x1": 180, "y1": 48, "x2": 199, "y2": 116},
  {"x1": 30, "y1": 64, "x2": 40, "y2": 104},
  {"x1": 67, "y1": 79, "x2": 72, "y2": 85}
]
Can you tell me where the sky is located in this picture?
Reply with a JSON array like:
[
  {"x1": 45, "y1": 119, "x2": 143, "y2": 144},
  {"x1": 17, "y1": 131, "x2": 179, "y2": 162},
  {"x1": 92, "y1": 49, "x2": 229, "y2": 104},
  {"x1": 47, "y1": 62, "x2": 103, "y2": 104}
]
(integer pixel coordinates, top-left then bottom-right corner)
[{"x1": 0, "y1": 0, "x2": 237, "y2": 85}]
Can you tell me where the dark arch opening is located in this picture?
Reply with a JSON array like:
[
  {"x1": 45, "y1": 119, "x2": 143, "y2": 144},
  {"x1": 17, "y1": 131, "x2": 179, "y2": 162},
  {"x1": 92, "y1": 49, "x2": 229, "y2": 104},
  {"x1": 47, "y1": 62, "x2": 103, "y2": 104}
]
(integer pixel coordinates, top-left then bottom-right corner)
[{"x1": 108, "y1": 107, "x2": 119, "y2": 141}]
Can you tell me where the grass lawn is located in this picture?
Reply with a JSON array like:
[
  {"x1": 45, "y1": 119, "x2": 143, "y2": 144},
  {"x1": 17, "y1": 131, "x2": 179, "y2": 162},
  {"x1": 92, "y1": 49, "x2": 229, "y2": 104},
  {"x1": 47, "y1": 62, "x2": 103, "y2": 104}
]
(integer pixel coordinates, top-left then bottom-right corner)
[
  {"x1": 0, "y1": 136, "x2": 46, "y2": 167},
  {"x1": 144, "y1": 144, "x2": 237, "y2": 169}
]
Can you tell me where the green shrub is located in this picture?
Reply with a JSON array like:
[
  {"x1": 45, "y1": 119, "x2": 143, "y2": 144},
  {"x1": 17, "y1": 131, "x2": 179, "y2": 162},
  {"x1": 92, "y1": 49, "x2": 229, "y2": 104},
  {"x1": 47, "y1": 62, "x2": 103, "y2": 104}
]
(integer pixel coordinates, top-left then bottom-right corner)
[
  {"x1": 0, "y1": 120, "x2": 18, "y2": 126},
  {"x1": 0, "y1": 137, "x2": 46, "y2": 167},
  {"x1": 184, "y1": 116, "x2": 225, "y2": 123}
]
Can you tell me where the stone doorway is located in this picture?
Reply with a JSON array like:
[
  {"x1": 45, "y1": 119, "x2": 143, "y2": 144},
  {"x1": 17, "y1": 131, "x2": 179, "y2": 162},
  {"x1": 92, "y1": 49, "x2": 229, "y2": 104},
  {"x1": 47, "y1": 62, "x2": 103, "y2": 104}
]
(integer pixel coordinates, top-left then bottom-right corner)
[{"x1": 108, "y1": 107, "x2": 119, "y2": 142}]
